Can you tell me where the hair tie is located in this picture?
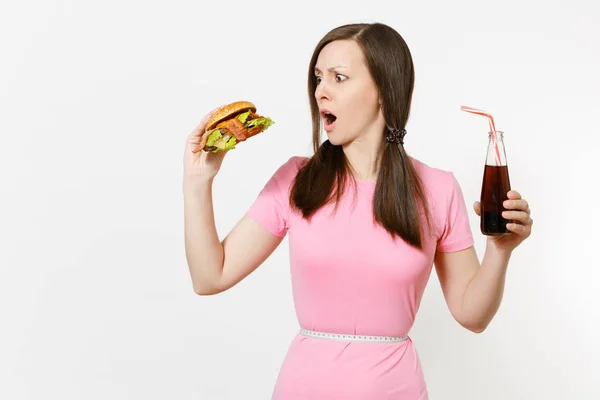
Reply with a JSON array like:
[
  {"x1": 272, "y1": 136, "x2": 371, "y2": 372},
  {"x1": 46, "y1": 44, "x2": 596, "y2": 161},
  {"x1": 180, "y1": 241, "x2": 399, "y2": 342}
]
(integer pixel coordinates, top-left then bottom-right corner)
[{"x1": 385, "y1": 128, "x2": 407, "y2": 145}]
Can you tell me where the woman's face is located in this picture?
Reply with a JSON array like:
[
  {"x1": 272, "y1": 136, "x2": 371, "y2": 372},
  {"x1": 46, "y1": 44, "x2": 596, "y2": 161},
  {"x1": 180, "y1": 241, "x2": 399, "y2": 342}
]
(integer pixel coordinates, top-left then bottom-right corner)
[{"x1": 314, "y1": 39, "x2": 384, "y2": 146}]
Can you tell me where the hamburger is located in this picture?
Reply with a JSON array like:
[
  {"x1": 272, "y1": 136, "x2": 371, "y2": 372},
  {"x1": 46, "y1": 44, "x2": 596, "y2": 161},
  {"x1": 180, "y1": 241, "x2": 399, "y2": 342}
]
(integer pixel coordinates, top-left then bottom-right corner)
[{"x1": 192, "y1": 100, "x2": 275, "y2": 153}]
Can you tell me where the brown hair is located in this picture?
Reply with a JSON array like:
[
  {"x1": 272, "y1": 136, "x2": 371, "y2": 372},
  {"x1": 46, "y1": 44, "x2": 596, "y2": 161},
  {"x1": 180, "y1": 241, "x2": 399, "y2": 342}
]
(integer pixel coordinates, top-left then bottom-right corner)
[{"x1": 289, "y1": 22, "x2": 432, "y2": 249}]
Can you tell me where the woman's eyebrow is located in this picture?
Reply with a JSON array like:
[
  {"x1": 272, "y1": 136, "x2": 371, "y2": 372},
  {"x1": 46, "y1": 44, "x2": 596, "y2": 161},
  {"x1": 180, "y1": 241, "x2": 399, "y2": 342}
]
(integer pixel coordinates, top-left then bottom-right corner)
[{"x1": 314, "y1": 65, "x2": 349, "y2": 73}]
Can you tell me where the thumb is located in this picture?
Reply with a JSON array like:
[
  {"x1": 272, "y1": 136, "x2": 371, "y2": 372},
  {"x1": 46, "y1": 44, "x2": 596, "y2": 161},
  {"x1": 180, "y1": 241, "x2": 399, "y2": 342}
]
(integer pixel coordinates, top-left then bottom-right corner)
[{"x1": 473, "y1": 201, "x2": 481, "y2": 216}]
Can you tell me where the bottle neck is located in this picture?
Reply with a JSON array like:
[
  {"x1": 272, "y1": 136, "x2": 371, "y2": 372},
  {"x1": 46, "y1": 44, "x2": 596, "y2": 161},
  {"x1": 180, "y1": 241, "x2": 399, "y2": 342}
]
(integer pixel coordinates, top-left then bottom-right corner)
[
  {"x1": 488, "y1": 131, "x2": 504, "y2": 141},
  {"x1": 486, "y1": 131, "x2": 508, "y2": 167}
]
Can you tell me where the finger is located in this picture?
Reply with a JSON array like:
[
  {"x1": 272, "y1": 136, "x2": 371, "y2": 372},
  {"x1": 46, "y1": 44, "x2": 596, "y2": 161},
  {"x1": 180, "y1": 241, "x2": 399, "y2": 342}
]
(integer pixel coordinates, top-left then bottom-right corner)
[
  {"x1": 190, "y1": 144, "x2": 205, "y2": 154},
  {"x1": 503, "y1": 198, "x2": 529, "y2": 211},
  {"x1": 506, "y1": 222, "x2": 531, "y2": 236},
  {"x1": 473, "y1": 201, "x2": 481, "y2": 216},
  {"x1": 507, "y1": 190, "x2": 522, "y2": 200},
  {"x1": 502, "y1": 210, "x2": 532, "y2": 225}
]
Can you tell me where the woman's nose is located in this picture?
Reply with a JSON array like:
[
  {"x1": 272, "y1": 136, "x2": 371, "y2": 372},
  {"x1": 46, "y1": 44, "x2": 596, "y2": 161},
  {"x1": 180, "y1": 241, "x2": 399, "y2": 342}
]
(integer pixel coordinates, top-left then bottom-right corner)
[{"x1": 315, "y1": 81, "x2": 331, "y2": 101}]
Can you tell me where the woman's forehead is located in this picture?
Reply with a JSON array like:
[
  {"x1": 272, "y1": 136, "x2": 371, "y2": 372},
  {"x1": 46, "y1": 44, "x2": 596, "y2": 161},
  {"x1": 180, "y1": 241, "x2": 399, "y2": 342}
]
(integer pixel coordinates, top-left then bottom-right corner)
[{"x1": 315, "y1": 40, "x2": 364, "y2": 71}]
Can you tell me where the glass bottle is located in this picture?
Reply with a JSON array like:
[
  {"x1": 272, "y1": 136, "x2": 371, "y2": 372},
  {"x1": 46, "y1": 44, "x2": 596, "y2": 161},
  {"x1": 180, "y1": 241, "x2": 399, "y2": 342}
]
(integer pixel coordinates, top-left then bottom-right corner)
[{"x1": 480, "y1": 131, "x2": 512, "y2": 235}]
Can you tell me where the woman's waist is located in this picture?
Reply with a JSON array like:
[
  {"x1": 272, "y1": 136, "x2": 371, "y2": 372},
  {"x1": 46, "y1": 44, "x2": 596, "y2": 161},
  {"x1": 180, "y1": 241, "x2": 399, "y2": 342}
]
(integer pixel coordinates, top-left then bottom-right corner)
[
  {"x1": 295, "y1": 317, "x2": 414, "y2": 339},
  {"x1": 293, "y1": 304, "x2": 417, "y2": 335},
  {"x1": 299, "y1": 327, "x2": 409, "y2": 343},
  {"x1": 285, "y1": 332, "x2": 417, "y2": 373}
]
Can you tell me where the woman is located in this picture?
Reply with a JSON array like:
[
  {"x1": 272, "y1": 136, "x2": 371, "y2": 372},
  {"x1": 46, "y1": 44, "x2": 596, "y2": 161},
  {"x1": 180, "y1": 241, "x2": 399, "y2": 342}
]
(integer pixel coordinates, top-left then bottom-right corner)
[{"x1": 183, "y1": 22, "x2": 533, "y2": 399}]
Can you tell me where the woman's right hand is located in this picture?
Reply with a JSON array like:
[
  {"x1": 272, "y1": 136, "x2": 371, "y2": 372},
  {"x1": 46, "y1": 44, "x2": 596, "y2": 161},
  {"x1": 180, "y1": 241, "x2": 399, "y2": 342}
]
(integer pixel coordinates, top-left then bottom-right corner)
[{"x1": 183, "y1": 106, "x2": 229, "y2": 184}]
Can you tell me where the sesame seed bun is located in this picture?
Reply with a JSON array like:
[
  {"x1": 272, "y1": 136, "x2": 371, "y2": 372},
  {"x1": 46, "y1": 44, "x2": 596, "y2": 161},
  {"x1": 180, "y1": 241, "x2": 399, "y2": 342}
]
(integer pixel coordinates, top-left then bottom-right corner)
[{"x1": 205, "y1": 101, "x2": 256, "y2": 132}]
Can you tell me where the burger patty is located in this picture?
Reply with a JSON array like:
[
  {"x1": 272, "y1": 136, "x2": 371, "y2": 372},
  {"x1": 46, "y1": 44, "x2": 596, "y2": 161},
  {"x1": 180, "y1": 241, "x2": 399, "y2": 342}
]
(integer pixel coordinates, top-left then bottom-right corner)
[
  {"x1": 198, "y1": 113, "x2": 265, "y2": 151},
  {"x1": 216, "y1": 118, "x2": 247, "y2": 140},
  {"x1": 216, "y1": 114, "x2": 265, "y2": 141}
]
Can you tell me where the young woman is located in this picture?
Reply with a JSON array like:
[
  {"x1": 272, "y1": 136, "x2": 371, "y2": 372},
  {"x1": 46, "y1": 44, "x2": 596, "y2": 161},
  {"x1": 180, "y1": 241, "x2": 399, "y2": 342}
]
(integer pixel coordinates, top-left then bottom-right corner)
[{"x1": 183, "y1": 22, "x2": 533, "y2": 400}]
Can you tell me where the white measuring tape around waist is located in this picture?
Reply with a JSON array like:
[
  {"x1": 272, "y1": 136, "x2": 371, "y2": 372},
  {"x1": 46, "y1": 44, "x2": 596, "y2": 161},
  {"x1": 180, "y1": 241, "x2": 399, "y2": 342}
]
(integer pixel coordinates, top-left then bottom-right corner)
[{"x1": 299, "y1": 328, "x2": 408, "y2": 343}]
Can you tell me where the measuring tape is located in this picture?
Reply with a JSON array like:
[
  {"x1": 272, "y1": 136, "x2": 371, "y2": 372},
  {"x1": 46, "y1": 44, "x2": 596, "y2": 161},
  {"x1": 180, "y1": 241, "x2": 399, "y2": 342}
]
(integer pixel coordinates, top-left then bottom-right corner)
[{"x1": 299, "y1": 328, "x2": 408, "y2": 343}]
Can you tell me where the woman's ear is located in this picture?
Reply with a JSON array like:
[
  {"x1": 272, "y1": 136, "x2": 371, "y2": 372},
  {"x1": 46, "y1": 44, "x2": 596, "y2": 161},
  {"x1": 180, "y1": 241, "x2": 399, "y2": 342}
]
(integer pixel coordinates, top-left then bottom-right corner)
[{"x1": 376, "y1": 106, "x2": 385, "y2": 125}]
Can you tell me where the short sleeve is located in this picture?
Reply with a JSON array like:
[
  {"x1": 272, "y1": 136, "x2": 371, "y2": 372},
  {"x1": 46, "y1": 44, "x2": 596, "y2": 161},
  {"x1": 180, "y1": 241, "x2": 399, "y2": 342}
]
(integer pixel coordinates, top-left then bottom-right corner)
[
  {"x1": 246, "y1": 157, "x2": 301, "y2": 238},
  {"x1": 436, "y1": 173, "x2": 475, "y2": 252}
]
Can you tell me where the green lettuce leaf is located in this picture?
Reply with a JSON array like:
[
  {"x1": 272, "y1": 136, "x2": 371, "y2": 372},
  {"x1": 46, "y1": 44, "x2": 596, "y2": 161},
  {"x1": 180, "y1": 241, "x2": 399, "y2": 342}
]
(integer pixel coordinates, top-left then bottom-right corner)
[
  {"x1": 205, "y1": 129, "x2": 222, "y2": 147},
  {"x1": 223, "y1": 136, "x2": 236, "y2": 150},
  {"x1": 206, "y1": 129, "x2": 237, "y2": 152},
  {"x1": 237, "y1": 110, "x2": 252, "y2": 124},
  {"x1": 245, "y1": 116, "x2": 275, "y2": 129}
]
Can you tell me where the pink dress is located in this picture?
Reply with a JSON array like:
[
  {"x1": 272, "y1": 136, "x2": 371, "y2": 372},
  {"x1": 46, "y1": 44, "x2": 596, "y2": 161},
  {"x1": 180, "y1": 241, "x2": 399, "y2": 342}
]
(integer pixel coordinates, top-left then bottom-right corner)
[{"x1": 246, "y1": 156, "x2": 474, "y2": 399}]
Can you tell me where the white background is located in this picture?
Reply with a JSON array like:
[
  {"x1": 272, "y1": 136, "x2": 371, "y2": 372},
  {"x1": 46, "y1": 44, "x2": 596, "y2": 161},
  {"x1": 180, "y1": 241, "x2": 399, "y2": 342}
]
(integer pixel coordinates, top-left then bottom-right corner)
[{"x1": 1, "y1": 0, "x2": 599, "y2": 399}]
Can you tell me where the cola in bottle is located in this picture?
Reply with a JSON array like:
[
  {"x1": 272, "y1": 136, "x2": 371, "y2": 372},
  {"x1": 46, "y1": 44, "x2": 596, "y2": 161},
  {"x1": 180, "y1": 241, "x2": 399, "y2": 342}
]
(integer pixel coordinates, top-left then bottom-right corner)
[{"x1": 480, "y1": 131, "x2": 512, "y2": 235}]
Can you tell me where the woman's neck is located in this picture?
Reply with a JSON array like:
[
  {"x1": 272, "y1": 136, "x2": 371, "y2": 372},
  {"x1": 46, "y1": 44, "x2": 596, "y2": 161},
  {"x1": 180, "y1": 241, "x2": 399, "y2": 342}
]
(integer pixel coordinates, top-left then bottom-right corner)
[{"x1": 342, "y1": 139, "x2": 385, "y2": 182}]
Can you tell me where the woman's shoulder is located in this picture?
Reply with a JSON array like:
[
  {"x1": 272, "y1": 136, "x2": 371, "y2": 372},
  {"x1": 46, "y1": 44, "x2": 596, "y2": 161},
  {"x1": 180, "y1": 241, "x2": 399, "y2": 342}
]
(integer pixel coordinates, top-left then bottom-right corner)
[
  {"x1": 287, "y1": 155, "x2": 311, "y2": 169},
  {"x1": 409, "y1": 156, "x2": 463, "y2": 200},
  {"x1": 410, "y1": 156, "x2": 455, "y2": 183},
  {"x1": 274, "y1": 155, "x2": 310, "y2": 174},
  {"x1": 264, "y1": 155, "x2": 310, "y2": 187}
]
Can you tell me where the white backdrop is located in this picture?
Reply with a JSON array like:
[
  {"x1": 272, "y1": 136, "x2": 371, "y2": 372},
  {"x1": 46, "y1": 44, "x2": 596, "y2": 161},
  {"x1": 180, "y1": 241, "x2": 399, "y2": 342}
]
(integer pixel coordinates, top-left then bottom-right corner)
[{"x1": 1, "y1": 0, "x2": 599, "y2": 399}]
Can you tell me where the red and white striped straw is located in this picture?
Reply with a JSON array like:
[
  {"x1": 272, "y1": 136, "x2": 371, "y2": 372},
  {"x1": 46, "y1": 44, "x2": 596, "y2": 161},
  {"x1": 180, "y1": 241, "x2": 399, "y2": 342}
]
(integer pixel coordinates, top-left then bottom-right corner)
[{"x1": 461, "y1": 105, "x2": 501, "y2": 166}]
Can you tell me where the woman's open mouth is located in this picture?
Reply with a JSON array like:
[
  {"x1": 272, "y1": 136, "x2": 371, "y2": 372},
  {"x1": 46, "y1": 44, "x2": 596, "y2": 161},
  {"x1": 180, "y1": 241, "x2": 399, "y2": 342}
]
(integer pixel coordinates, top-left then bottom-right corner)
[{"x1": 321, "y1": 111, "x2": 337, "y2": 131}]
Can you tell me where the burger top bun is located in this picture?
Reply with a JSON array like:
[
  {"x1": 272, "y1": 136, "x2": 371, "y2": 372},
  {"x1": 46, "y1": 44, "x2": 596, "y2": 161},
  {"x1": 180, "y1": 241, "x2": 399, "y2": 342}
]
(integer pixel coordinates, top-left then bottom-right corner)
[{"x1": 205, "y1": 101, "x2": 257, "y2": 132}]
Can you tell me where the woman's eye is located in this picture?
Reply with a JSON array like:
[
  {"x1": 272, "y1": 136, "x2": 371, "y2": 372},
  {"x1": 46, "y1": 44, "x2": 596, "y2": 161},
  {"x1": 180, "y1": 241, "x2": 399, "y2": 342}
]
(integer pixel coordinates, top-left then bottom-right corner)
[{"x1": 315, "y1": 74, "x2": 346, "y2": 84}]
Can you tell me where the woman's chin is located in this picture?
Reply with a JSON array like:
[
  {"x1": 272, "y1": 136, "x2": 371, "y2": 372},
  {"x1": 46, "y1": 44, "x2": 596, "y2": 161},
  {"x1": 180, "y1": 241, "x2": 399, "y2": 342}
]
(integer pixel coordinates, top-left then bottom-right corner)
[
  {"x1": 325, "y1": 132, "x2": 344, "y2": 146},
  {"x1": 326, "y1": 134, "x2": 353, "y2": 147}
]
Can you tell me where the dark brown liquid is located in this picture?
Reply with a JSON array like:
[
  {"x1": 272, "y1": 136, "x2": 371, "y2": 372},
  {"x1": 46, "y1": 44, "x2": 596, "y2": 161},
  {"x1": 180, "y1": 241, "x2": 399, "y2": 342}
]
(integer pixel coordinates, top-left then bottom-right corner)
[{"x1": 480, "y1": 165, "x2": 511, "y2": 235}]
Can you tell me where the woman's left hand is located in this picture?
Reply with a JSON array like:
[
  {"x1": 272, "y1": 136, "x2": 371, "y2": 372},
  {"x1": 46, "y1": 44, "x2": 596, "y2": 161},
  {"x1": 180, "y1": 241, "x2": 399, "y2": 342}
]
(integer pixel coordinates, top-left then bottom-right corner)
[{"x1": 474, "y1": 190, "x2": 533, "y2": 254}]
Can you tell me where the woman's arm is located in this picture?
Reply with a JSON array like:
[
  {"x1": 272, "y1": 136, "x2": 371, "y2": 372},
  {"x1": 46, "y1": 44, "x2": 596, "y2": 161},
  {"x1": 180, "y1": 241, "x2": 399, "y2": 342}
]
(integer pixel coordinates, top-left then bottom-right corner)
[
  {"x1": 184, "y1": 180, "x2": 284, "y2": 295},
  {"x1": 434, "y1": 190, "x2": 533, "y2": 333},
  {"x1": 434, "y1": 246, "x2": 509, "y2": 333}
]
